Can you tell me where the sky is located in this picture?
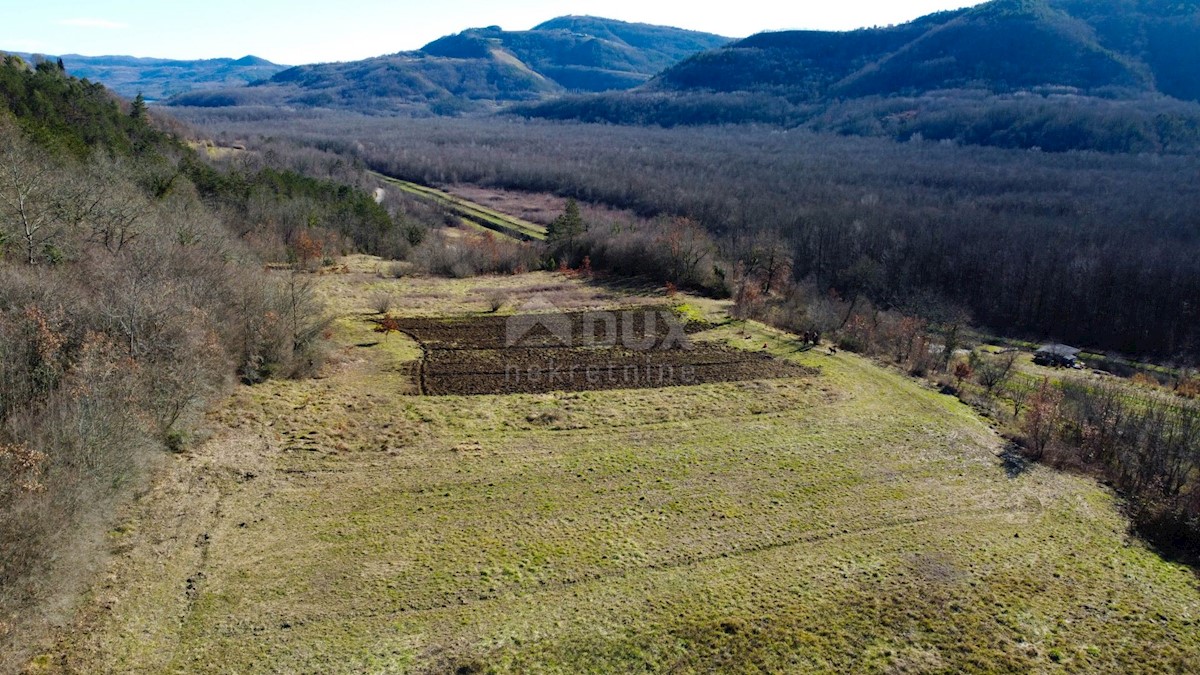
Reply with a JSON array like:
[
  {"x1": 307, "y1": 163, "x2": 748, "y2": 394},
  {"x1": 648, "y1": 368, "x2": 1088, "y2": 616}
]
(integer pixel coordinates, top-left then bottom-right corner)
[{"x1": 2, "y1": 1, "x2": 981, "y2": 65}]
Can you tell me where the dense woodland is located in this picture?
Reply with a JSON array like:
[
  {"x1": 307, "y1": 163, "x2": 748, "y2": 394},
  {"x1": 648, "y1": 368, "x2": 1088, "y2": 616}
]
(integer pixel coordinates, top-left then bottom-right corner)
[
  {"x1": 179, "y1": 110, "x2": 1200, "y2": 359},
  {"x1": 517, "y1": 91, "x2": 1200, "y2": 154}
]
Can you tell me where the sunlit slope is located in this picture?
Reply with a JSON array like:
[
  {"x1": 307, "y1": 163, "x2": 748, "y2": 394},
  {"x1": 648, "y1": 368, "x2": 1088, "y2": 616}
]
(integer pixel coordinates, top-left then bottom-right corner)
[{"x1": 53, "y1": 267, "x2": 1200, "y2": 674}]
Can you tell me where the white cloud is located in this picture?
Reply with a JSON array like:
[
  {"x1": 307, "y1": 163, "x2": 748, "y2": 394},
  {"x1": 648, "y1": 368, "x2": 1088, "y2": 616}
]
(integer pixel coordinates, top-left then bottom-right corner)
[{"x1": 57, "y1": 18, "x2": 128, "y2": 30}]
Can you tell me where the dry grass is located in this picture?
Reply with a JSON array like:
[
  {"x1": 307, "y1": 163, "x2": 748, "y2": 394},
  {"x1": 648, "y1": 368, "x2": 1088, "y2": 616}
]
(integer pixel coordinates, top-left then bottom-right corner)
[
  {"x1": 36, "y1": 259, "x2": 1200, "y2": 673},
  {"x1": 445, "y1": 184, "x2": 655, "y2": 234}
]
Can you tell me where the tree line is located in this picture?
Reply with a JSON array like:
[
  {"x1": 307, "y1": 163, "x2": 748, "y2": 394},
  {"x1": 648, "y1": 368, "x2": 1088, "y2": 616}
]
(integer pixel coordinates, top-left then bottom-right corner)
[{"x1": 514, "y1": 91, "x2": 1200, "y2": 155}]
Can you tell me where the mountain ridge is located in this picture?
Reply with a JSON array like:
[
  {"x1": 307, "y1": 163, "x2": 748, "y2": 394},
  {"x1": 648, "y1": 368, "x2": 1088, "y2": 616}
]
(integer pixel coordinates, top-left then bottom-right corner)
[
  {"x1": 165, "y1": 16, "x2": 729, "y2": 112},
  {"x1": 0, "y1": 52, "x2": 289, "y2": 101},
  {"x1": 648, "y1": 0, "x2": 1159, "y2": 100},
  {"x1": 514, "y1": 0, "x2": 1200, "y2": 152}
]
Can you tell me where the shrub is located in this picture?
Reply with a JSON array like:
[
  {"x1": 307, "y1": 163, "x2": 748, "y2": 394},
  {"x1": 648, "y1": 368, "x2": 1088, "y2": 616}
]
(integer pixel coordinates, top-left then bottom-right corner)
[
  {"x1": 370, "y1": 290, "x2": 394, "y2": 315},
  {"x1": 1131, "y1": 372, "x2": 1160, "y2": 389},
  {"x1": 413, "y1": 231, "x2": 536, "y2": 278},
  {"x1": 1177, "y1": 377, "x2": 1200, "y2": 399}
]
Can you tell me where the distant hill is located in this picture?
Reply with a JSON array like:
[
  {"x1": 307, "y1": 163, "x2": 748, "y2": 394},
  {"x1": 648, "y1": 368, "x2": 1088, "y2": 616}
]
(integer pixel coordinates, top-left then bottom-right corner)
[
  {"x1": 2, "y1": 53, "x2": 288, "y2": 101},
  {"x1": 644, "y1": 1, "x2": 1155, "y2": 100},
  {"x1": 166, "y1": 16, "x2": 729, "y2": 113},
  {"x1": 1049, "y1": 0, "x2": 1200, "y2": 102},
  {"x1": 517, "y1": 0, "x2": 1200, "y2": 153}
]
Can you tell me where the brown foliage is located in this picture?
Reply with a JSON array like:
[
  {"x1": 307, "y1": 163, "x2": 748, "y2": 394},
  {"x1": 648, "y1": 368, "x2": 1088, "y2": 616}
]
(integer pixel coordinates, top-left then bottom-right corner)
[
  {"x1": 0, "y1": 443, "x2": 47, "y2": 496},
  {"x1": 1022, "y1": 378, "x2": 1064, "y2": 460},
  {"x1": 374, "y1": 316, "x2": 403, "y2": 339},
  {"x1": 293, "y1": 230, "x2": 324, "y2": 271},
  {"x1": 1178, "y1": 377, "x2": 1200, "y2": 399},
  {"x1": 412, "y1": 230, "x2": 537, "y2": 278},
  {"x1": 953, "y1": 361, "x2": 973, "y2": 386}
]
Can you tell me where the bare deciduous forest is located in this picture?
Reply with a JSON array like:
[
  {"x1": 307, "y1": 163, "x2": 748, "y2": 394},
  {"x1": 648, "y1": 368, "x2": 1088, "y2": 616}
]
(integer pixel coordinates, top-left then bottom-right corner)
[{"x1": 179, "y1": 110, "x2": 1200, "y2": 359}]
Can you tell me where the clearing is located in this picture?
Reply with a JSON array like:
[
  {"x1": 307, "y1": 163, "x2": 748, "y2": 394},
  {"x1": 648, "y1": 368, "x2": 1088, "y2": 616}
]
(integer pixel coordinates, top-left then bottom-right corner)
[{"x1": 37, "y1": 258, "x2": 1200, "y2": 673}]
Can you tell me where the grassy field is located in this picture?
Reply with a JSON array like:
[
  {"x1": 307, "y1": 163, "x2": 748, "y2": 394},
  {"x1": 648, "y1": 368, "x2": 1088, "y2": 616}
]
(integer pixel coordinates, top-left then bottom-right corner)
[
  {"x1": 37, "y1": 259, "x2": 1200, "y2": 673},
  {"x1": 373, "y1": 173, "x2": 547, "y2": 241}
]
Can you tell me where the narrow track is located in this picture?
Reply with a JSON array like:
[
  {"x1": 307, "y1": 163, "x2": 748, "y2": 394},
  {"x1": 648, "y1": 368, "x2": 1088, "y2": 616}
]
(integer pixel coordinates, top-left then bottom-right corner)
[{"x1": 371, "y1": 172, "x2": 547, "y2": 242}]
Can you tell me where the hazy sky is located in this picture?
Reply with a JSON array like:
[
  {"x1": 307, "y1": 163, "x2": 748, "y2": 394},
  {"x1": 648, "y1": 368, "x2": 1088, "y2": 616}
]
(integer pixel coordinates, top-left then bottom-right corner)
[{"x1": 3, "y1": 1, "x2": 980, "y2": 65}]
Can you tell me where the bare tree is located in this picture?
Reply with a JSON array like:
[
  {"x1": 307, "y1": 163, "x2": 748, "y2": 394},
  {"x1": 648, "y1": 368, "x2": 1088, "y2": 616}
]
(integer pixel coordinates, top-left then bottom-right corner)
[
  {"x1": 0, "y1": 121, "x2": 60, "y2": 264},
  {"x1": 745, "y1": 235, "x2": 793, "y2": 295},
  {"x1": 972, "y1": 349, "x2": 1019, "y2": 393},
  {"x1": 279, "y1": 271, "x2": 330, "y2": 378},
  {"x1": 1022, "y1": 378, "x2": 1063, "y2": 460},
  {"x1": 95, "y1": 250, "x2": 176, "y2": 359},
  {"x1": 660, "y1": 217, "x2": 713, "y2": 287},
  {"x1": 57, "y1": 156, "x2": 150, "y2": 254},
  {"x1": 1000, "y1": 381, "x2": 1031, "y2": 419}
]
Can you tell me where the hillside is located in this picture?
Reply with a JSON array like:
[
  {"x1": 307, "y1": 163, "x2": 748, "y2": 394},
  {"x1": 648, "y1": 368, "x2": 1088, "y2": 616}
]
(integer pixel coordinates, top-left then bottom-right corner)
[
  {"x1": 0, "y1": 53, "x2": 174, "y2": 156},
  {"x1": 1051, "y1": 0, "x2": 1200, "y2": 101},
  {"x1": 0, "y1": 54, "x2": 407, "y2": 668},
  {"x1": 649, "y1": 10, "x2": 965, "y2": 99},
  {"x1": 650, "y1": 0, "x2": 1153, "y2": 100},
  {"x1": 6, "y1": 52, "x2": 288, "y2": 101},
  {"x1": 44, "y1": 263, "x2": 1200, "y2": 672},
  {"x1": 166, "y1": 16, "x2": 728, "y2": 113},
  {"x1": 517, "y1": 0, "x2": 1200, "y2": 152}
]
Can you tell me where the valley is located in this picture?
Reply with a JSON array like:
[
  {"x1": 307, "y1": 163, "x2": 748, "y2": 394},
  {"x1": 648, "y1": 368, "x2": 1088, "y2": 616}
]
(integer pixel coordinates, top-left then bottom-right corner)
[{"x1": 4, "y1": 2, "x2": 1200, "y2": 671}]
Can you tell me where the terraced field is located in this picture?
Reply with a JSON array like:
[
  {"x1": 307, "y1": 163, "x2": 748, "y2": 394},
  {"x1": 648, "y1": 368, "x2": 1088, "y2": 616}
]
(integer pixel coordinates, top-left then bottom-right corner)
[{"x1": 41, "y1": 261, "x2": 1200, "y2": 673}]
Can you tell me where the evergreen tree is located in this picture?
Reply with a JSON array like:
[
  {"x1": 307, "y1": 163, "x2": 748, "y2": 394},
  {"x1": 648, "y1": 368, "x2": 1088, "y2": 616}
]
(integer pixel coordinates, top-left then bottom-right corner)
[
  {"x1": 130, "y1": 93, "x2": 147, "y2": 121},
  {"x1": 547, "y1": 197, "x2": 584, "y2": 242}
]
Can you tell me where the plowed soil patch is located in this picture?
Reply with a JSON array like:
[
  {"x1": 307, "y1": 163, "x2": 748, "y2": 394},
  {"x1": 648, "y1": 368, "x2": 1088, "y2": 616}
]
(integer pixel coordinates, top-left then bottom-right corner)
[{"x1": 392, "y1": 313, "x2": 814, "y2": 395}]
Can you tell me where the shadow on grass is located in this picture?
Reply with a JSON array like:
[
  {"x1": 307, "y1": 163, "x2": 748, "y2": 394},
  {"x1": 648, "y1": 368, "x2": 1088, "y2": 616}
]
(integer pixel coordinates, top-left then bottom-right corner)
[{"x1": 999, "y1": 442, "x2": 1033, "y2": 478}]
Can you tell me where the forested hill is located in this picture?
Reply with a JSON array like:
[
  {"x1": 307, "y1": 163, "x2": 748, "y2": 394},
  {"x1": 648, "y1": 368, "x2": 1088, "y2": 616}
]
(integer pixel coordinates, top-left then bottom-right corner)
[
  {"x1": 518, "y1": 0, "x2": 1200, "y2": 153},
  {"x1": 650, "y1": 0, "x2": 1163, "y2": 99},
  {"x1": 166, "y1": 16, "x2": 729, "y2": 113}
]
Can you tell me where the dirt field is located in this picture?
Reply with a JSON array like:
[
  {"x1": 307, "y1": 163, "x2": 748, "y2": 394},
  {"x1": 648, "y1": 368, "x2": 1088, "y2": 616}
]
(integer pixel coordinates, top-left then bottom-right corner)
[{"x1": 392, "y1": 312, "x2": 814, "y2": 395}]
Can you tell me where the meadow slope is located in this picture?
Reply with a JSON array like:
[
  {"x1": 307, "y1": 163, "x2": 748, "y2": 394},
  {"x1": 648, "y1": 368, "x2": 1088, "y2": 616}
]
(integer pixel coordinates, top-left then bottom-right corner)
[{"x1": 38, "y1": 260, "x2": 1200, "y2": 673}]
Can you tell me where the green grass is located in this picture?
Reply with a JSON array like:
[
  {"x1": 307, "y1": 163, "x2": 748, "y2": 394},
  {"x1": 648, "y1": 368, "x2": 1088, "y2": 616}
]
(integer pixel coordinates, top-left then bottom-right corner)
[
  {"x1": 47, "y1": 263, "x2": 1200, "y2": 673},
  {"x1": 374, "y1": 173, "x2": 547, "y2": 241},
  {"x1": 997, "y1": 352, "x2": 1199, "y2": 420}
]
